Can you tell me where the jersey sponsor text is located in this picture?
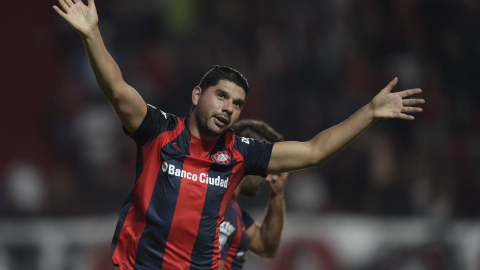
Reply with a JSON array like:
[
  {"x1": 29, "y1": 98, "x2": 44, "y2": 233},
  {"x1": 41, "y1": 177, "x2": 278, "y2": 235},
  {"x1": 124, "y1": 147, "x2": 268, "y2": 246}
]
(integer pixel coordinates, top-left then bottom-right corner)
[{"x1": 164, "y1": 161, "x2": 229, "y2": 188}]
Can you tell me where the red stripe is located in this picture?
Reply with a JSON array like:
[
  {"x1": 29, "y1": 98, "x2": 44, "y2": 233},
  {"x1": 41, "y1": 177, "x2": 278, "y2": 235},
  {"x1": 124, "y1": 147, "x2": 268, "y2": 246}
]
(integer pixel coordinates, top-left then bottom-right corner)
[
  {"x1": 112, "y1": 119, "x2": 185, "y2": 269},
  {"x1": 212, "y1": 133, "x2": 245, "y2": 269},
  {"x1": 233, "y1": 196, "x2": 245, "y2": 220},
  {"x1": 161, "y1": 135, "x2": 216, "y2": 269}
]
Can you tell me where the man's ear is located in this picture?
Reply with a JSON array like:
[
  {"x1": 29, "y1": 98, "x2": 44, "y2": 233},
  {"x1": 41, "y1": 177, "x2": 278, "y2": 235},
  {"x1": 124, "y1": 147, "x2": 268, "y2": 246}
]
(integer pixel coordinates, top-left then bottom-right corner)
[{"x1": 192, "y1": 86, "x2": 202, "y2": 106}]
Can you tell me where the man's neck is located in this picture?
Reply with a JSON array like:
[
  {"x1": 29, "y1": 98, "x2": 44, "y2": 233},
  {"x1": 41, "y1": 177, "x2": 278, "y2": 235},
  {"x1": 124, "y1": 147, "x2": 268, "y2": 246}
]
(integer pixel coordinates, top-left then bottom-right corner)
[{"x1": 187, "y1": 114, "x2": 221, "y2": 141}]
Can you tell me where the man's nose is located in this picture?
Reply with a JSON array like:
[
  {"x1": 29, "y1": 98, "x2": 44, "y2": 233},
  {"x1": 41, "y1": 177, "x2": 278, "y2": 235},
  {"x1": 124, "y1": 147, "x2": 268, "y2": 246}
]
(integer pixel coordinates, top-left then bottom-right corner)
[{"x1": 222, "y1": 100, "x2": 233, "y2": 114}]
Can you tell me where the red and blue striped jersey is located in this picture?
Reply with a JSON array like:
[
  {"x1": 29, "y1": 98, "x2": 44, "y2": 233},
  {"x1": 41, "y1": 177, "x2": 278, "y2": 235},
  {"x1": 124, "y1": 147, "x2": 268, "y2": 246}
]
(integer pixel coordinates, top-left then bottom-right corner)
[
  {"x1": 111, "y1": 105, "x2": 273, "y2": 270},
  {"x1": 219, "y1": 195, "x2": 254, "y2": 270}
]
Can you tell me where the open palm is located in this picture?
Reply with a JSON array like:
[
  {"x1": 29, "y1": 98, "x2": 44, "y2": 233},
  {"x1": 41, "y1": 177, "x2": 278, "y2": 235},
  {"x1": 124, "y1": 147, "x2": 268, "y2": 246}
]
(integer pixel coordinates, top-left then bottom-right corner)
[
  {"x1": 370, "y1": 78, "x2": 425, "y2": 120},
  {"x1": 53, "y1": 0, "x2": 98, "y2": 37}
]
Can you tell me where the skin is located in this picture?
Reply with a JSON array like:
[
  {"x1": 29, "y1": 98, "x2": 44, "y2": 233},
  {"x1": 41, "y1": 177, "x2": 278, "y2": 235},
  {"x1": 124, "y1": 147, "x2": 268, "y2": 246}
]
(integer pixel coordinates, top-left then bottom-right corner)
[
  {"x1": 239, "y1": 172, "x2": 289, "y2": 257},
  {"x1": 236, "y1": 175, "x2": 266, "y2": 197},
  {"x1": 53, "y1": 0, "x2": 245, "y2": 140},
  {"x1": 55, "y1": 1, "x2": 425, "y2": 268},
  {"x1": 219, "y1": 173, "x2": 289, "y2": 270},
  {"x1": 54, "y1": 0, "x2": 147, "y2": 133},
  {"x1": 266, "y1": 77, "x2": 424, "y2": 174},
  {"x1": 219, "y1": 132, "x2": 289, "y2": 269},
  {"x1": 189, "y1": 81, "x2": 246, "y2": 141},
  {"x1": 53, "y1": 0, "x2": 424, "y2": 175}
]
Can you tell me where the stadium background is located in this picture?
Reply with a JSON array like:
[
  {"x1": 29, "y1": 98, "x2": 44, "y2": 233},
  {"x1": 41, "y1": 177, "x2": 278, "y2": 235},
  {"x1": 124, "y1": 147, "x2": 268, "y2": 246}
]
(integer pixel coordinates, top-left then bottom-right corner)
[{"x1": 1, "y1": 0, "x2": 480, "y2": 269}]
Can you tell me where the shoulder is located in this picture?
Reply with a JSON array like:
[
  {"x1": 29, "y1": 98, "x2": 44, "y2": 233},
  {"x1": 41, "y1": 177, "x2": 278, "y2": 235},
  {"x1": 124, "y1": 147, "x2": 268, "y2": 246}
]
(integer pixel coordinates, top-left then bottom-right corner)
[
  {"x1": 125, "y1": 104, "x2": 184, "y2": 146},
  {"x1": 146, "y1": 104, "x2": 180, "y2": 122}
]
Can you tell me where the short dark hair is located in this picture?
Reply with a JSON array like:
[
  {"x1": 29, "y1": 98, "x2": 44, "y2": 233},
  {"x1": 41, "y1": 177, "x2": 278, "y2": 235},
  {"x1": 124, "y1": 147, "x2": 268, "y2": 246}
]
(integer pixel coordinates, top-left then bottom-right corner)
[
  {"x1": 198, "y1": 65, "x2": 249, "y2": 98},
  {"x1": 232, "y1": 120, "x2": 283, "y2": 143}
]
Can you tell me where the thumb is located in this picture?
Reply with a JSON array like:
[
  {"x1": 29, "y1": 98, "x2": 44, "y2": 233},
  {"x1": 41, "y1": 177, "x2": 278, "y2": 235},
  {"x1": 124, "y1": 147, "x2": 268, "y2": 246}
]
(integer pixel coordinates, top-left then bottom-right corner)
[{"x1": 381, "y1": 77, "x2": 398, "y2": 94}]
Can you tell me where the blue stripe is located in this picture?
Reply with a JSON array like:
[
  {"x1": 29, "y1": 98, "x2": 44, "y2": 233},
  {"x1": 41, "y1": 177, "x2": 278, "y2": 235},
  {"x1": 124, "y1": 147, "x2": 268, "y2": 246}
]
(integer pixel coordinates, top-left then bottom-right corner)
[
  {"x1": 134, "y1": 146, "x2": 146, "y2": 181},
  {"x1": 133, "y1": 140, "x2": 188, "y2": 269}
]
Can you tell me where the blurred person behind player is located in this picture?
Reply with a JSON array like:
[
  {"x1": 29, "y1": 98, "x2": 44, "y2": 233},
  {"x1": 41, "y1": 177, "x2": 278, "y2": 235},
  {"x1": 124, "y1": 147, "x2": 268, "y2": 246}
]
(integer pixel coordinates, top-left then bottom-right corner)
[
  {"x1": 219, "y1": 120, "x2": 287, "y2": 270},
  {"x1": 53, "y1": 0, "x2": 424, "y2": 269}
]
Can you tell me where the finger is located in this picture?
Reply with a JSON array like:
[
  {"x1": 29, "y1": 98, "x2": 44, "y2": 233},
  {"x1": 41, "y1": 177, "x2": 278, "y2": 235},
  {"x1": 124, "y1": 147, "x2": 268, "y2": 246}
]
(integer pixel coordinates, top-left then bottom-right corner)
[
  {"x1": 65, "y1": 0, "x2": 75, "y2": 7},
  {"x1": 72, "y1": 0, "x2": 83, "y2": 3},
  {"x1": 53, "y1": 5, "x2": 68, "y2": 19},
  {"x1": 380, "y1": 77, "x2": 398, "y2": 94},
  {"x1": 402, "y1": 98, "x2": 425, "y2": 106},
  {"x1": 398, "y1": 88, "x2": 422, "y2": 98},
  {"x1": 399, "y1": 113, "x2": 415, "y2": 120},
  {"x1": 88, "y1": 0, "x2": 96, "y2": 8},
  {"x1": 57, "y1": 0, "x2": 69, "y2": 11},
  {"x1": 402, "y1": 106, "x2": 423, "y2": 114}
]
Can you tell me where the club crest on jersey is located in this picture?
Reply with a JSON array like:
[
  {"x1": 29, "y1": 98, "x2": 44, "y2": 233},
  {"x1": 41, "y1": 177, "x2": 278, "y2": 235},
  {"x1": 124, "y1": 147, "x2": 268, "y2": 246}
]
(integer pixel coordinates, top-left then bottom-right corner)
[{"x1": 210, "y1": 150, "x2": 232, "y2": 165}]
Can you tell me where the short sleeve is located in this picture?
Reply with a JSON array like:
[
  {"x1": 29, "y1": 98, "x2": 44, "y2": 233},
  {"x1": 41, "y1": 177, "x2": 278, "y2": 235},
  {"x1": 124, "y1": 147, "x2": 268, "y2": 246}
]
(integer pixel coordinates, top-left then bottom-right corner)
[
  {"x1": 234, "y1": 136, "x2": 274, "y2": 177},
  {"x1": 241, "y1": 208, "x2": 255, "y2": 230},
  {"x1": 123, "y1": 104, "x2": 178, "y2": 147}
]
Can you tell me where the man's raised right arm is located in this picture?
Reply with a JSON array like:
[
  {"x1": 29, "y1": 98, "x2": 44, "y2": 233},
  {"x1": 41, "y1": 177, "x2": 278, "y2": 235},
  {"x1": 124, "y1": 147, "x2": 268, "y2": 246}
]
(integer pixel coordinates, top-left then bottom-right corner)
[{"x1": 54, "y1": 0, "x2": 147, "y2": 132}]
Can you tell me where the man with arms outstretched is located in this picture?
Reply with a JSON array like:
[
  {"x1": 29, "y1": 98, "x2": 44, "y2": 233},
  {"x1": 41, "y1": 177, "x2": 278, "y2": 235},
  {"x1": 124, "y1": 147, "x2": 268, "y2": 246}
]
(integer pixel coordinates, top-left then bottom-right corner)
[
  {"x1": 53, "y1": 0, "x2": 424, "y2": 269},
  {"x1": 219, "y1": 120, "x2": 287, "y2": 270}
]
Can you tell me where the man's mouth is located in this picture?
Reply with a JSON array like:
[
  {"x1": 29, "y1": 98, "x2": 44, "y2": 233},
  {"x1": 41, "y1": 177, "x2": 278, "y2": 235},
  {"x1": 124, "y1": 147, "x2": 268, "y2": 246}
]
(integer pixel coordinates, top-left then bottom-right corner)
[{"x1": 213, "y1": 115, "x2": 230, "y2": 127}]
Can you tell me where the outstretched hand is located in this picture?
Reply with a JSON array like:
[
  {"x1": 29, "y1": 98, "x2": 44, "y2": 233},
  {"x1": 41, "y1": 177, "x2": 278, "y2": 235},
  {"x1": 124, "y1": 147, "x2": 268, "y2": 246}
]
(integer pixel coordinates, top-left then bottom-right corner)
[
  {"x1": 370, "y1": 77, "x2": 425, "y2": 120},
  {"x1": 53, "y1": 0, "x2": 98, "y2": 37}
]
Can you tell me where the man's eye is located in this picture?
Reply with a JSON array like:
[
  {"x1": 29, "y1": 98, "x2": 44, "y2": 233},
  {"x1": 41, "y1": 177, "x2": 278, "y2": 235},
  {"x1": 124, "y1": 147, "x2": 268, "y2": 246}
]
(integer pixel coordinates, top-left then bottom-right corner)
[{"x1": 219, "y1": 94, "x2": 225, "y2": 98}]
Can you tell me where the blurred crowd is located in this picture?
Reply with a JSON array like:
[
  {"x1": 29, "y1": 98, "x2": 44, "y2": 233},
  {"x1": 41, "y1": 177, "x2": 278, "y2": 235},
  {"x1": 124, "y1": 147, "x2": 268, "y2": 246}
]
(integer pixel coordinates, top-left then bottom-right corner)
[{"x1": 1, "y1": 0, "x2": 480, "y2": 219}]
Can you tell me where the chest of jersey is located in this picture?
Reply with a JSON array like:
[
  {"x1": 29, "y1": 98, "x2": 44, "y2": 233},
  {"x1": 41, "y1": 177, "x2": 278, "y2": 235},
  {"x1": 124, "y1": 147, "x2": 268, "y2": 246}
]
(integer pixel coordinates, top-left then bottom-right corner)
[{"x1": 112, "y1": 109, "x2": 272, "y2": 269}]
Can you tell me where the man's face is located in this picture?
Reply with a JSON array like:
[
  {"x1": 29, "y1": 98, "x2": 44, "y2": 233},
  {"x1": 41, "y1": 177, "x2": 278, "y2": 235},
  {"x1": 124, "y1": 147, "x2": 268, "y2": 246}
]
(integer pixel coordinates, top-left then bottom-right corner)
[
  {"x1": 239, "y1": 175, "x2": 265, "y2": 197},
  {"x1": 194, "y1": 80, "x2": 246, "y2": 139},
  {"x1": 240, "y1": 173, "x2": 287, "y2": 197}
]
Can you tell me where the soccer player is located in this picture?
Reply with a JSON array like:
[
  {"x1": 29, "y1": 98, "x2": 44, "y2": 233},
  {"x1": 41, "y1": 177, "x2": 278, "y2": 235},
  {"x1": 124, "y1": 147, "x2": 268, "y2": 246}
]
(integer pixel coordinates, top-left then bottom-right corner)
[
  {"x1": 53, "y1": 1, "x2": 424, "y2": 269},
  {"x1": 219, "y1": 120, "x2": 287, "y2": 270}
]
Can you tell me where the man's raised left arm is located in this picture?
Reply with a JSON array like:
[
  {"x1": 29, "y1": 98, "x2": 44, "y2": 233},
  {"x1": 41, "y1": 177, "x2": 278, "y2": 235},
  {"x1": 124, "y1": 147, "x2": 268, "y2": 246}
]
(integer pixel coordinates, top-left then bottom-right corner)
[{"x1": 266, "y1": 78, "x2": 425, "y2": 174}]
